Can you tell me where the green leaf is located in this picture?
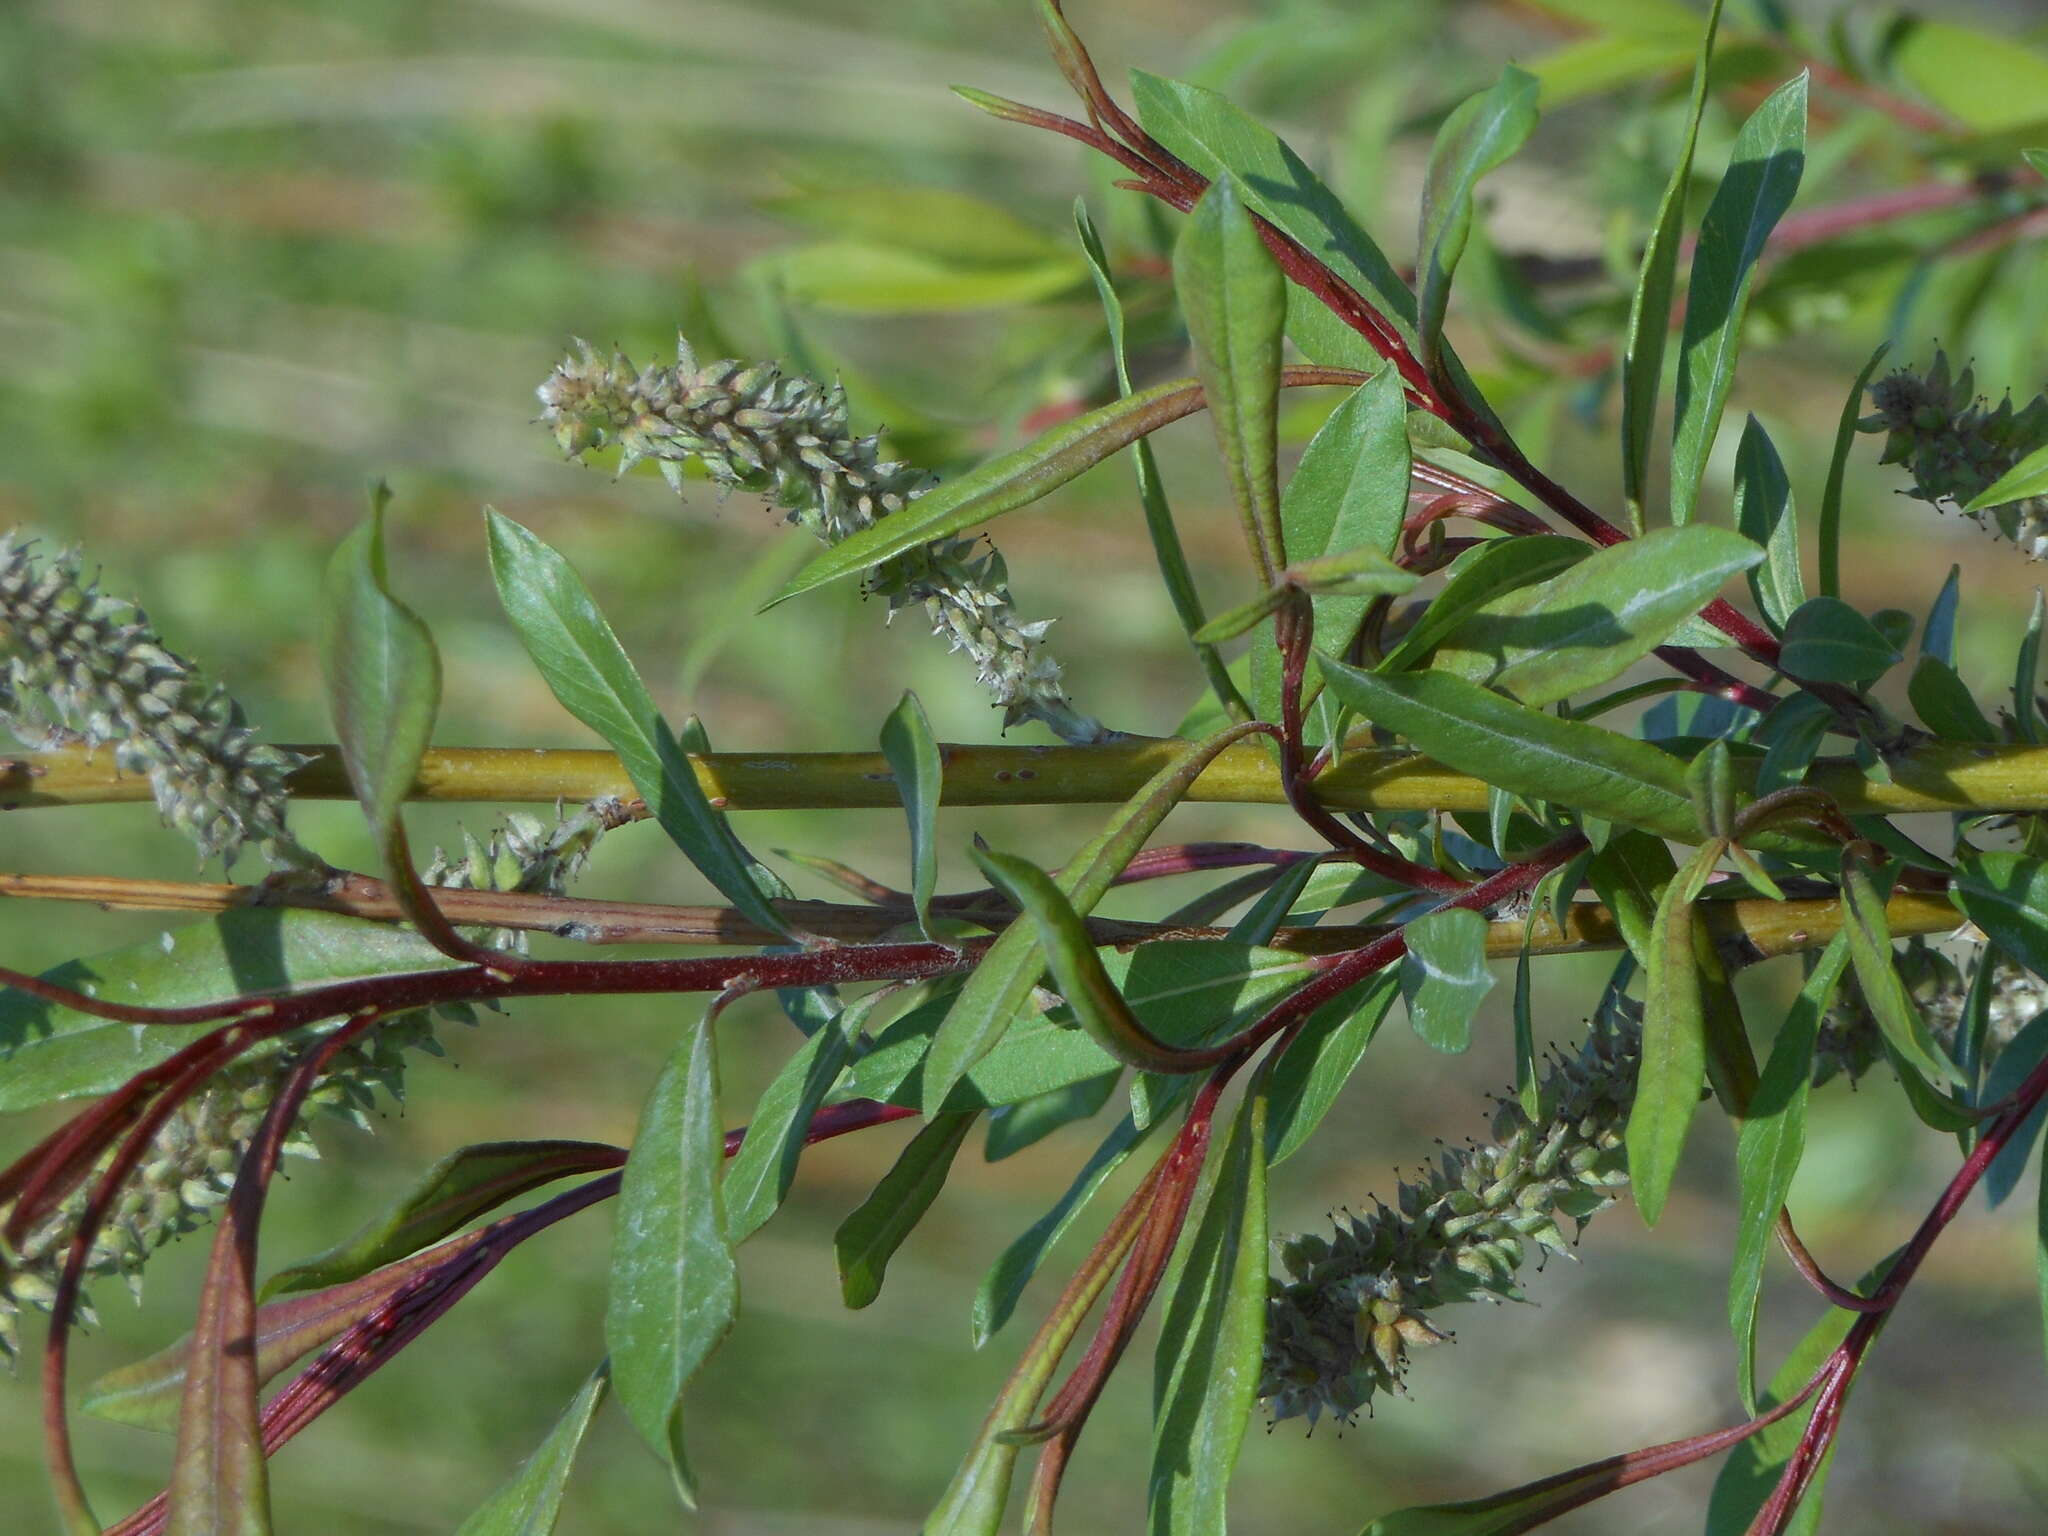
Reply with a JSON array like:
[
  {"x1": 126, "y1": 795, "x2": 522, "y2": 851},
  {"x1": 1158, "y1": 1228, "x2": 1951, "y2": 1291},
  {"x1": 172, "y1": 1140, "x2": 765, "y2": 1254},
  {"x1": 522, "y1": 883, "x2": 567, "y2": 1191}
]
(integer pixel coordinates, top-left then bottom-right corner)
[
  {"x1": 919, "y1": 723, "x2": 1263, "y2": 1113},
  {"x1": 880, "y1": 690, "x2": 945, "y2": 941},
  {"x1": 2018, "y1": 591, "x2": 2047, "y2": 745},
  {"x1": 1416, "y1": 66, "x2": 1540, "y2": 381},
  {"x1": 1889, "y1": 19, "x2": 2048, "y2": 133},
  {"x1": 1586, "y1": 831, "x2": 1679, "y2": 967},
  {"x1": 1752, "y1": 691, "x2": 1832, "y2": 797},
  {"x1": 1316, "y1": 658, "x2": 1697, "y2": 839},
  {"x1": 1628, "y1": 841, "x2": 1719, "y2": 1226},
  {"x1": 1978, "y1": 1011, "x2": 2048, "y2": 1207},
  {"x1": 605, "y1": 1004, "x2": 737, "y2": 1506},
  {"x1": 1965, "y1": 439, "x2": 2048, "y2": 512},
  {"x1": 1266, "y1": 973, "x2": 1399, "y2": 1164},
  {"x1": 1620, "y1": 0, "x2": 1727, "y2": 532},
  {"x1": 1907, "y1": 656, "x2": 1997, "y2": 743},
  {"x1": 1175, "y1": 172, "x2": 1288, "y2": 580},
  {"x1": 749, "y1": 240, "x2": 1082, "y2": 314},
  {"x1": 1733, "y1": 416, "x2": 1804, "y2": 631},
  {"x1": 263, "y1": 1141, "x2": 622, "y2": 1298},
  {"x1": 453, "y1": 1363, "x2": 609, "y2": 1536},
  {"x1": 984, "y1": 1071, "x2": 1120, "y2": 1163},
  {"x1": 974, "y1": 849, "x2": 1246, "y2": 1074},
  {"x1": 1670, "y1": 74, "x2": 1808, "y2": 526},
  {"x1": 321, "y1": 483, "x2": 440, "y2": 854},
  {"x1": 763, "y1": 181, "x2": 1071, "y2": 267},
  {"x1": 855, "y1": 942, "x2": 1318, "y2": 1113},
  {"x1": 1147, "y1": 1073, "x2": 1268, "y2": 1536},
  {"x1": 1074, "y1": 199, "x2": 1245, "y2": 720},
  {"x1": 1193, "y1": 585, "x2": 1288, "y2": 645},
  {"x1": 1706, "y1": 1255, "x2": 1896, "y2": 1533},
  {"x1": 1778, "y1": 596, "x2": 1901, "y2": 684},
  {"x1": 86, "y1": 1236, "x2": 486, "y2": 1431},
  {"x1": 169, "y1": 1204, "x2": 272, "y2": 1536},
  {"x1": 1377, "y1": 535, "x2": 1590, "y2": 676},
  {"x1": 723, "y1": 992, "x2": 878, "y2": 1244},
  {"x1": 2037, "y1": 1135, "x2": 2048, "y2": 1376},
  {"x1": 1729, "y1": 935, "x2": 1847, "y2": 1411},
  {"x1": 0, "y1": 910, "x2": 461, "y2": 1112},
  {"x1": 1131, "y1": 70, "x2": 1417, "y2": 355},
  {"x1": 972, "y1": 1109, "x2": 1164, "y2": 1346},
  {"x1": 484, "y1": 510, "x2": 788, "y2": 939},
  {"x1": 1818, "y1": 343, "x2": 1891, "y2": 598},
  {"x1": 1687, "y1": 739, "x2": 1737, "y2": 842},
  {"x1": 773, "y1": 375, "x2": 1204, "y2": 604},
  {"x1": 1399, "y1": 907, "x2": 1494, "y2": 1053},
  {"x1": 836, "y1": 1112, "x2": 976, "y2": 1309},
  {"x1": 1840, "y1": 850, "x2": 1959, "y2": 1085},
  {"x1": 1429, "y1": 525, "x2": 1762, "y2": 705}
]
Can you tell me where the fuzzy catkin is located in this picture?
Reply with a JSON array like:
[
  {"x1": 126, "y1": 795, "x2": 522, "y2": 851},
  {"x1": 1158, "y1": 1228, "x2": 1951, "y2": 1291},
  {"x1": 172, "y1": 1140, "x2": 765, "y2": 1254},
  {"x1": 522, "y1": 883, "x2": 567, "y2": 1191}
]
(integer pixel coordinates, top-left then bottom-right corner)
[
  {"x1": 535, "y1": 335, "x2": 1109, "y2": 744},
  {"x1": 1261, "y1": 1010, "x2": 1638, "y2": 1428},
  {"x1": 0, "y1": 536, "x2": 308, "y2": 869},
  {"x1": 1860, "y1": 352, "x2": 2048, "y2": 557},
  {"x1": 0, "y1": 802, "x2": 621, "y2": 1363}
]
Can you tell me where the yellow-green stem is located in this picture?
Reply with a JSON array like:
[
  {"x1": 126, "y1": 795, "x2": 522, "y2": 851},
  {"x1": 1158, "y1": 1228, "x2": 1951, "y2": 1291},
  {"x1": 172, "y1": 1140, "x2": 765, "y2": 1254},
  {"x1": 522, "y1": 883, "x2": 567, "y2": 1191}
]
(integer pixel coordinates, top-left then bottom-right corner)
[{"x1": 7, "y1": 740, "x2": 2048, "y2": 818}]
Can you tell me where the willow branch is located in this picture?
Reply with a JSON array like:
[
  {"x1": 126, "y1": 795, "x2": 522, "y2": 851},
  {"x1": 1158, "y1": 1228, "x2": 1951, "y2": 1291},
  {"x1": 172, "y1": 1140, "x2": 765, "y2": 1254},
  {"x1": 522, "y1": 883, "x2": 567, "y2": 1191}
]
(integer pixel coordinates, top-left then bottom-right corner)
[
  {"x1": 0, "y1": 869, "x2": 1961, "y2": 962},
  {"x1": 13, "y1": 739, "x2": 2048, "y2": 819}
]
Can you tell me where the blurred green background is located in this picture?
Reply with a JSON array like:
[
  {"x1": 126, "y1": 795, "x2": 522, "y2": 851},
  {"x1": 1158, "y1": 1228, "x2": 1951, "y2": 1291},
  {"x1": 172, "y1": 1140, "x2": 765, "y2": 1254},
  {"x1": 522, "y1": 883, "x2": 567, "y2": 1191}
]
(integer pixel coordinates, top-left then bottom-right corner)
[{"x1": 4, "y1": 0, "x2": 2048, "y2": 1531}]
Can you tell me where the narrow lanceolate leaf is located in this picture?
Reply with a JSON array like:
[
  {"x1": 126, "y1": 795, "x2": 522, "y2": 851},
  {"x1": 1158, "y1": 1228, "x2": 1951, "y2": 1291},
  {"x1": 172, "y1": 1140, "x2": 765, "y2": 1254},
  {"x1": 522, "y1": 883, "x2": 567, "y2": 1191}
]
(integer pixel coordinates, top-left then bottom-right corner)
[
  {"x1": 1733, "y1": 416, "x2": 1804, "y2": 632},
  {"x1": 1687, "y1": 739, "x2": 1736, "y2": 842},
  {"x1": 1840, "y1": 849, "x2": 1959, "y2": 1085},
  {"x1": 1628, "y1": 842, "x2": 1719, "y2": 1227},
  {"x1": 2037, "y1": 1136, "x2": 2048, "y2": 1374},
  {"x1": 928, "y1": 1156, "x2": 1158, "y2": 1536},
  {"x1": 605, "y1": 1004, "x2": 737, "y2": 1506},
  {"x1": 973, "y1": 1110, "x2": 1163, "y2": 1346},
  {"x1": 1965, "y1": 440, "x2": 2048, "y2": 513},
  {"x1": 1074, "y1": 199, "x2": 1244, "y2": 719},
  {"x1": 0, "y1": 910, "x2": 461, "y2": 1113},
  {"x1": 1978, "y1": 1012, "x2": 2048, "y2": 1208},
  {"x1": 1729, "y1": 934, "x2": 1848, "y2": 1412},
  {"x1": 1176, "y1": 172, "x2": 1288, "y2": 581},
  {"x1": 1267, "y1": 973, "x2": 1400, "y2": 1164},
  {"x1": 1954, "y1": 853, "x2": 2048, "y2": 986},
  {"x1": 773, "y1": 374, "x2": 1205, "y2": 604},
  {"x1": 454, "y1": 1363, "x2": 609, "y2": 1536},
  {"x1": 1670, "y1": 74, "x2": 1808, "y2": 526},
  {"x1": 1706, "y1": 1255, "x2": 1896, "y2": 1533},
  {"x1": 1399, "y1": 907, "x2": 1494, "y2": 1053},
  {"x1": 920, "y1": 722, "x2": 1264, "y2": 1113},
  {"x1": 88, "y1": 1233, "x2": 486, "y2": 1432},
  {"x1": 1416, "y1": 66, "x2": 1540, "y2": 384},
  {"x1": 880, "y1": 690, "x2": 945, "y2": 941},
  {"x1": 836, "y1": 1113, "x2": 976, "y2": 1309},
  {"x1": 724, "y1": 992, "x2": 877, "y2": 1244},
  {"x1": 1429, "y1": 525, "x2": 1761, "y2": 705},
  {"x1": 264, "y1": 1140, "x2": 623, "y2": 1297},
  {"x1": 1316, "y1": 658, "x2": 1696, "y2": 839},
  {"x1": 1148, "y1": 1076, "x2": 1268, "y2": 1536},
  {"x1": 484, "y1": 510, "x2": 788, "y2": 939},
  {"x1": 975, "y1": 849, "x2": 1240, "y2": 1074},
  {"x1": 1377, "y1": 535, "x2": 1590, "y2": 676},
  {"x1": 169, "y1": 1203, "x2": 270, "y2": 1536},
  {"x1": 1818, "y1": 342, "x2": 1891, "y2": 597},
  {"x1": 1586, "y1": 831, "x2": 1678, "y2": 968},
  {"x1": 1621, "y1": 0, "x2": 1726, "y2": 532},
  {"x1": 321, "y1": 483, "x2": 440, "y2": 851}
]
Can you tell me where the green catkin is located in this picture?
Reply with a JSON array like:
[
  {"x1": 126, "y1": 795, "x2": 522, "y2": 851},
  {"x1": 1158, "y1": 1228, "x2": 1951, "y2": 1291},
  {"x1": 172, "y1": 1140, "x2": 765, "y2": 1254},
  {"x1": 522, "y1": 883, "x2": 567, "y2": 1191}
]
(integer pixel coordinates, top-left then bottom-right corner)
[
  {"x1": 0, "y1": 800, "x2": 623, "y2": 1363},
  {"x1": 1261, "y1": 1008, "x2": 1638, "y2": 1428},
  {"x1": 1265, "y1": 935, "x2": 2039, "y2": 1429},
  {"x1": 0, "y1": 536, "x2": 310, "y2": 870},
  {"x1": 535, "y1": 334, "x2": 1109, "y2": 744},
  {"x1": 1859, "y1": 351, "x2": 2048, "y2": 557}
]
